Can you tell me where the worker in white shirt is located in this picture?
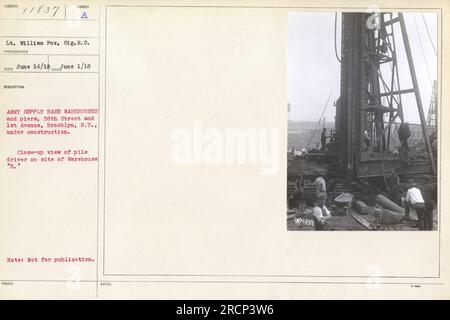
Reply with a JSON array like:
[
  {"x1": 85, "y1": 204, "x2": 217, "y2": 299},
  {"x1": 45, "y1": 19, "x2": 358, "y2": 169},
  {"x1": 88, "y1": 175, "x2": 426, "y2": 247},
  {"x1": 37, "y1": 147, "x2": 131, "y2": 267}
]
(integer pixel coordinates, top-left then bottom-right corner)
[
  {"x1": 313, "y1": 176, "x2": 327, "y2": 207},
  {"x1": 313, "y1": 176, "x2": 327, "y2": 194},
  {"x1": 405, "y1": 180, "x2": 426, "y2": 230},
  {"x1": 312, "y1": 192, "x2": 331, "y2": 231}
]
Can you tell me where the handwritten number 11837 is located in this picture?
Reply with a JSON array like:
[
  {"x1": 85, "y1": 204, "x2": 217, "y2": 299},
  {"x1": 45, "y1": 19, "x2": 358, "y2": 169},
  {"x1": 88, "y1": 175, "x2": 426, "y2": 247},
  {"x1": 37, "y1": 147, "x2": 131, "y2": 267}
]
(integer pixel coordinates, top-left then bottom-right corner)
[{"x1": 22, "y1": 6, "x2": 60, "y2": 18}]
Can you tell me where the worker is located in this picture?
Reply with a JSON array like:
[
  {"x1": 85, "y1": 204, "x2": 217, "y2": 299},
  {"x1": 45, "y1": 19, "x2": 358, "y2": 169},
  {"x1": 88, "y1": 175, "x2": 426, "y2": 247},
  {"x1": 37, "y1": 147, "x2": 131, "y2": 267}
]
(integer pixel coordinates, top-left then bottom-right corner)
[
  {"x1": 387, "y1": 169, "x2": 400, "y2": 190},
  {"x1": 399, "y1": 147, "x2": 411, "y2": 167},
  {"x1": 293, "y1": 174, "x2": 306, "y2": 212},
  {"x1": 398, "y1": 122, "x2": 411, "y2": 150},
  {"x1": 404, "y1": 180, "x2": 426, "y2": 230},
  {"x1": 418, "y1": 183, "x2": 437, "y2": 231},
  {"x1": 432, "y1": 138, "x2": 438, "y2": 154},
  {"x1": 312, "y1": 192, "x2": 331, "y2": 231},
  {"x1": 430, "y1": 130, "x2": 437, "y2": 154},
  {"x1": 329, "y1": 130, "x2": 336, "y2": 143},
  {"x1": 321, "y1": 128, "x2": 327, "y2": 151},
  {"x1": 364, "y1": 130, "x2": 371, "y2": 149},
  {"x1": 388, "y1": 169, "x2": 402, "y2": 205},
  {"x1": 289, "y1": 146, "x2": 295, "y2": 155},
  {"x1": 313, "y1": 176, "x2": 327, "y2": 194},
  {"x1": 430, "y1": 130, "x2": 437, "y2": 145},
  {"x1": 389, "y1": 169, "x2": 400, "y2": 186}
]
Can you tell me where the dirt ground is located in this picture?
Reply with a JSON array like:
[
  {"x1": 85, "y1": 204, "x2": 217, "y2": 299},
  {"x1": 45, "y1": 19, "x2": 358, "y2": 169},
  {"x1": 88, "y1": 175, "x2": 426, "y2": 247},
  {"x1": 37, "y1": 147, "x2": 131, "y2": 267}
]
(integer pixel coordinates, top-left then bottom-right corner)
[{"x1": 287, "y1": 207, "x2": 438, "y2": 231}]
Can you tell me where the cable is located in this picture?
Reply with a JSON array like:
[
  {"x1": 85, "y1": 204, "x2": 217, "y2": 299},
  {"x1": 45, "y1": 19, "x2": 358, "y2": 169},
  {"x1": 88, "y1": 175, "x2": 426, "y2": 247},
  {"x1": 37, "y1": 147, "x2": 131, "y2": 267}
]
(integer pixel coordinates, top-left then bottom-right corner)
[
  {"x1": 334, "y1": 12, "x2": 341, "y2": 63},
  {"x1": 413, "y1": 14, "x2": 433, "y2": 84},
  {"x1": 305, "y1": 89, "x2": 334, "y2": 151},
  {"x1": 421, "y1": 13, "x2": 437, "y2": 56}
]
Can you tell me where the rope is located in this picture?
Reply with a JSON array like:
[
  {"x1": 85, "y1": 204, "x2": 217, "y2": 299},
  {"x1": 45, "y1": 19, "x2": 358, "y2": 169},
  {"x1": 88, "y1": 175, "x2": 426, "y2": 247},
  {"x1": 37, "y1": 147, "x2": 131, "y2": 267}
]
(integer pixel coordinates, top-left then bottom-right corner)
[
  {"x1": 334, "y1": 12, "x2": 341, "y2": 63},
  {"x1": 421, "y1": 13, "x2": 437, "y2": 56}
]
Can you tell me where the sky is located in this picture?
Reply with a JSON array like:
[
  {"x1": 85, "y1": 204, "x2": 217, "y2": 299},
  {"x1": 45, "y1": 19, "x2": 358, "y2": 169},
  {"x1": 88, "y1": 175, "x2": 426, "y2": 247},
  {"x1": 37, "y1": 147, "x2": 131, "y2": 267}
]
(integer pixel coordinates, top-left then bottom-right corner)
[{"x1": 288, "y1": 12, "x2": 438, "y2": 124}]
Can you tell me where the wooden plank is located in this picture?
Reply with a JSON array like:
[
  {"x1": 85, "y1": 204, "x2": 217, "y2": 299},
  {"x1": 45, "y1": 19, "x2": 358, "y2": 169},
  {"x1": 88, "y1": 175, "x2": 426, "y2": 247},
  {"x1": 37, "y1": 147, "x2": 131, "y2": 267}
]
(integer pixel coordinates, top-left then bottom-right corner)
[
  {"x1": 354, "y1": 200, "x2": 369, "y2": 215},
  {"x1": 351, "y1": 214, "x2": 373, "y2": 230},
  {"x1": 287, "y1": 213, "x2": 306, "y2": 220}
]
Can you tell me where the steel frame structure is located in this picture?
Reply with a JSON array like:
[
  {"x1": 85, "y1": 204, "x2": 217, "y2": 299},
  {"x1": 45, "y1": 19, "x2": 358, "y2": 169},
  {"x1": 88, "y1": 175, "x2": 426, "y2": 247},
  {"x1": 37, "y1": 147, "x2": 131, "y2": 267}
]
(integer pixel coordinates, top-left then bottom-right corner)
[
  {"x1": 426, "y1": 80, "x2": 438, "y2": 127},
  {"x1": 335, "y1": 12, "x2": 436, "y2": 180}
]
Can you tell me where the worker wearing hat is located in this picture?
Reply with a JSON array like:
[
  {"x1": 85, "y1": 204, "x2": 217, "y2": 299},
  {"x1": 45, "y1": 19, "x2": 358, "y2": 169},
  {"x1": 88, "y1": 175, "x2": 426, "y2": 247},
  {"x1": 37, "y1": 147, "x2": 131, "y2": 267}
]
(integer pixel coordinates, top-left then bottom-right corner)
[
  {"x1": 293, "y1": 173, "x2": 306, "y2": 212},
  {"x1": 313, "y1": 176, "x2": 327, "y2": 194},
  {"x1": 418, "y1": 182, "x2": 437, "y2": 231},
  {"x1": 321, "y1": 128, "x2": 327, "y2": 151},
  {"x1": 405, "y1": 179, "x2": 426, "y2": 230},
  {"x1": 312, "y1": 192, "x2": 331, "y2": 231}
]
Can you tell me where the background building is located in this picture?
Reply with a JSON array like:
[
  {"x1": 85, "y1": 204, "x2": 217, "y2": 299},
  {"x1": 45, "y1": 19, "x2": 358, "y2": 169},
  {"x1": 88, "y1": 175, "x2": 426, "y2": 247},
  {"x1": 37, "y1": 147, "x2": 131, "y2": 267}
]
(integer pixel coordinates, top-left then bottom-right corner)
[{"x1": 288, "y1": 119, "x2": 335, "y2": 150}]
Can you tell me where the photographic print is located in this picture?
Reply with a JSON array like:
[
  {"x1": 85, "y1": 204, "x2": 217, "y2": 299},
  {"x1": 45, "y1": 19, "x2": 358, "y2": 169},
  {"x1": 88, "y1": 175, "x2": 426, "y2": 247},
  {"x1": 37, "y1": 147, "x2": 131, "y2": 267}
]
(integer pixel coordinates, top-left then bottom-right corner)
[{"x1": 287, "y1": 12, "x2": 438, "y2": 231}]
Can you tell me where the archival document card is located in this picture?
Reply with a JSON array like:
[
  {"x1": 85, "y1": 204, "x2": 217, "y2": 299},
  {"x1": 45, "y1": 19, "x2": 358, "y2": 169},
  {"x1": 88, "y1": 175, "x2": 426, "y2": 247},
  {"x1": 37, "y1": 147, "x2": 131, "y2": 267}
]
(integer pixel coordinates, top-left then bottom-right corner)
[{"x1": 0, "y1": 0, "x2": 449, "y2": 299}]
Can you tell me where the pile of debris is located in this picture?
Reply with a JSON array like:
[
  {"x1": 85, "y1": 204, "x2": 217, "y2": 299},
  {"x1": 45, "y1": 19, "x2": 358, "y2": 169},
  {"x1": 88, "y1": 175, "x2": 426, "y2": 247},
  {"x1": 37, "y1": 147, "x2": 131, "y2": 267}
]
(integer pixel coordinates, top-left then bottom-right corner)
[{"x1": 350, "y1": 194, "x2": 418, "y2": 230}]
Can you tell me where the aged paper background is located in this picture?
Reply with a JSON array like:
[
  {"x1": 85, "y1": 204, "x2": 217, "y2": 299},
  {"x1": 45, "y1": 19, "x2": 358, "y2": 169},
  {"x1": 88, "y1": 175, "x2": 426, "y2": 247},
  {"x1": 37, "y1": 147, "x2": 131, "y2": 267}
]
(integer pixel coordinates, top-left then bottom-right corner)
[{"x1": 0, "y1": 0, "x2": 449, "y2": 299}]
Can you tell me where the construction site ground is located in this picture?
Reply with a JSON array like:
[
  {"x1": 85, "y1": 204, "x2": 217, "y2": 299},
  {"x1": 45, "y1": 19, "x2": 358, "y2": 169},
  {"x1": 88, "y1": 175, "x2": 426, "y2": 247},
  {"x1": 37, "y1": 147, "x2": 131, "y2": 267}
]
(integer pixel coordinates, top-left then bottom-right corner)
[{"x1": 287, "y1": 206, "x2": 438, "y2": 231}]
